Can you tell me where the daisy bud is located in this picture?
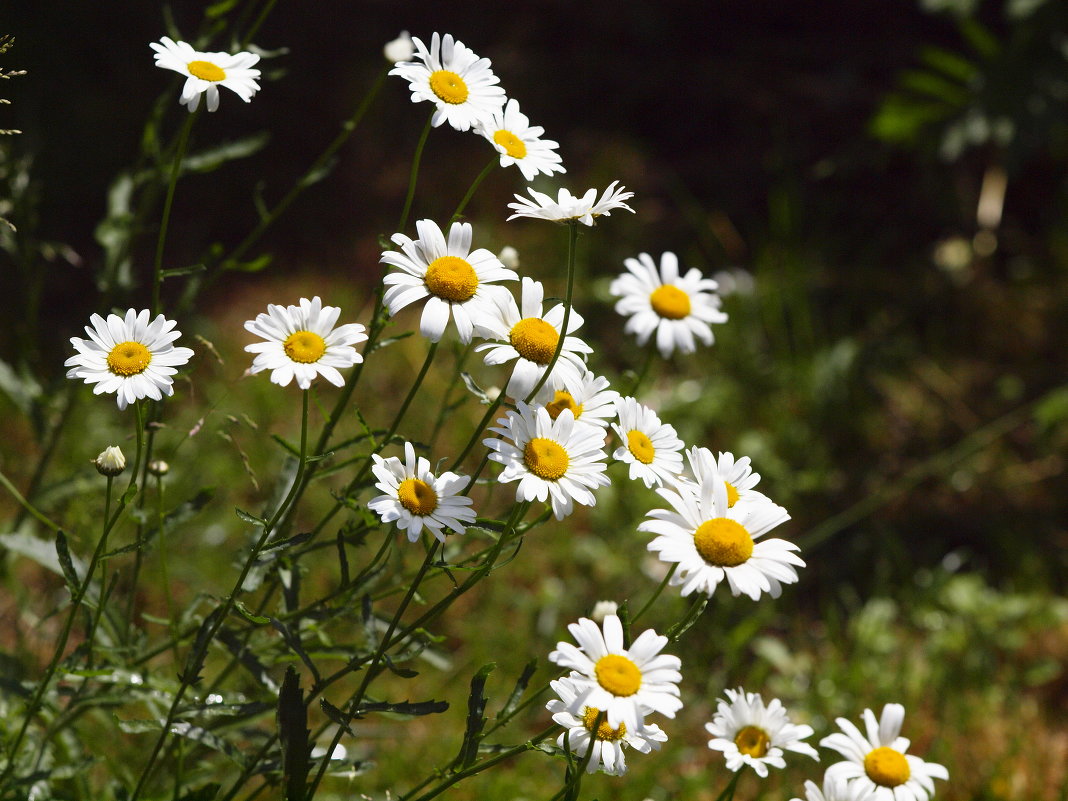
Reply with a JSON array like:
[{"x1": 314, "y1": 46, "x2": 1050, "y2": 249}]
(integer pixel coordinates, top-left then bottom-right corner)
[
  {"x1": 94, "y1": 446, "x2": 126, "y2": 477},
  {"x1": 498, "y1": 245, "x2": 520, "y2": 270},
  {"x1": 591, "y1": 600, "x2": 618, "y2": 622},
  {"x1": 148, "y1": 460, "x2": 170, "y2": 477},
  {"x1": 383, "y1": 30, "x2": 414, "y2": 63}
]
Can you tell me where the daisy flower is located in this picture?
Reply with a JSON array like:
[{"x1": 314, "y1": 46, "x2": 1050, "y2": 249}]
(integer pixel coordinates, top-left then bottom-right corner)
[
  {"x1": 65, "y1": 309, "x2": 194, "y2": 410},
  {"x1": 685, "y1": 447, "x2": 769, "y2": 508},
  {"x1": 389, "y1": 32, "x2": 505, "y2": 131},
  {"x1": 484, "y1": 402, "x2": 609, "y2": 520},
  {"x1": 535, "y1": 369, "x2": 619, "y2": 429},
  {"x1": 381, "y1": 219, "x2": 517, "y2": 343},
  {"x1": 546, "y1": 677, "x2": 667, "y2": 776},
  {"x1": 244, "y1": 296, "x2": 367, "y2": 389},
  {"x1": 791, "y1": 776, "x2": 878, "y2": 801},
  {"x1": 367, "y1": 441, "x2": 476, "y2": 543},
  {"x1": 640, "y1": 472, "x2": 804, "y2": 600},
  {"x1": 609, "y1": 251, "x2": 728, "y2": 358},
  {"x1": 150, "y1": 36, "x2": 261, "y2": 113},
  {"x1": 821, "y1": 704, "x2": 949, "y2": 801},
  {"x1": 477, "y1": 98, "x2": 564, "y2": 181},
  {"x1": 548, "y1": 613, "x2": 682, "y2": 731},
  {"x1": 611, "y1": 397, "x2": 685, "y2": 488},
  {"x1": 705, "y1": 687, "x2": 818, "y2": 778},
  {"x1": 474, "y1": 277, "x2": 592, "y2": 399},
  {"x1": 507, "y1": 181, "x2": 634, "y2": 226}
]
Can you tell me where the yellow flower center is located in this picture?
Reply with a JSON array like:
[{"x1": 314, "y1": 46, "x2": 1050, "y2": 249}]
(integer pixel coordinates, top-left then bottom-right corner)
[
  {"x1": 649, "y1": 285, "x2": 692, "y2": 320},
  {"x1": 545, "y1": 390, "x2": 583, "y2": 421},
  {"x1": 187, "y1": 60, "x2": 226, "y2": 82},
  {"x1": 428, "y1": 69, "x2": 469, "y2": 104},
  {"x1": 106, "y1": 341, "x2": 152, "y2": 376},
  {"x1": 864, "y1": 747, "x2": 911, "y2": 788},
  {"x1": 581, "y1": 707, "x2": 627, "y2": 742},
  {"x1": 594, "y1": 654, "x2": 642, "y2": 697},
  {"x1": 424, "y1": 255, "x2": 479, "y2": 302},
  {"x1": 509, "y1": 317, "x2": 559, "y2": 365},
  {"x1": 693, "y1": 518, "x2": 753, "y2": 566},
  {"x1": 725, "y1": 481, "x2": 740, "y2": 507},
  {"x1": 734, "y1": 725, "x2": 771, "y2": 758},
  {"x1": 626, "y1": 430, "x2": 656, "y2": 464},
  {"x1": 397, "y1": 477, "x2": 439, "y2": 516},
  {"x1": 283, "y1": 330, "x2": 327, "y2": 364},
  {"x1": 523, "y1": 437, "x2": 569, "y2": 480},
  {"x1": 493, "y1": 129, "x2": 528, "y2": 159}
]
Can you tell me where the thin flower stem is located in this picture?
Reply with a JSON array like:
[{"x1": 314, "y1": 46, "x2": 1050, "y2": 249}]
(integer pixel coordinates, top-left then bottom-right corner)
[
  {"x1": 627, "y1": 343, "x2": 656, "y2": 396},
  {"x1": 130, "y1": 390, "x2": 312, "y2": 801},
  {"x1": 0, "y1": 469, "x2": 62, "y2": 533},
  {"x1": 125, "y1": 404, "x2": 157, "y2": 639},
  {"x1": 238, "y1": 0, "x2": 277, "y2": 46},
  {"x1": 429, "y1": 341, "x2": 473, "y2": 448},
  {"x1": 523, "y1": 220, "x2": 579, "y2": 404},
  {"x1": 631, "y1": 563, "x2": 678, "y2": 624},
  {"x1": 398, "y1": 114, "x2": 434, "y2": 234},
  {"x1": 449, "y1": 156, "x2": 497, "y2": 225},
  {"x1": 152, "y1": 111, "x2": 196, "y2": 317},
  {"x1": 713, "y1": 767, "x2": 744, "y2": 801},
  {"x1": 156, "y1": 472, "x2": 180, "y2": 663}
]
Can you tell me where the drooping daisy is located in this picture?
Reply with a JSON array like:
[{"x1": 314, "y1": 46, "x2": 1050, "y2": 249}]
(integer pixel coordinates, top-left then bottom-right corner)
[
  {"x1": 484, "y1": 403, "x2": 609, "y2": 520},
  {"x1": 609, "y1": 251, "x2": 728, "y2": 358},
  {"x1": 507, "y1": 181, "x2": 635, "y2": 226},
  {"x1": 65, "y1": 309, "x2": 195, "y2": 410},
  {"x1": 548, "y1": 613, "x2": 682, "y2": 731},
  {"x1": 546, "y1": 677, "x2": 667, "y2": 776},
  {"x1": 685, "y1": 447, "x2": 770, "y2": 508},
  {"x1": 790, "y1": 776, "x2": 878, "y2": 801},
  {"x1": 389, "y1": 32, "x2": 506, "y2": 131},
  {"x1": 367, "y1": 441, "x2": 476, "y2": 543},
  {"x1": 641, "y1": 472, "x2": 804, "y2": 600},
  {"x1": 150, "y1": 36, "x2": 261, "y2": 113},
  {"x1": 821, "y1": 704, "x2": 948, "y2": 801},
  {"x1": 477, "y1": 98, "x2": 564, "y2": 181},
  {"x1": 474, "y1": 277, "x2": 592, "y2": 399},
  {"x1": 380, "y1": 219, "x2": 517, "y2": 343},
  {"x1": 611, "y1": 397, "x2": 685, "y2": 488},
  {"x1": 705, "y1": 687, "x2": 818, "y2": 778},
  {"x1": 535, "y1": 369, "x2": 619, "y2": 429},
  {"x1": 244, "y1": 297, "x2": 367, "y2": 389}
]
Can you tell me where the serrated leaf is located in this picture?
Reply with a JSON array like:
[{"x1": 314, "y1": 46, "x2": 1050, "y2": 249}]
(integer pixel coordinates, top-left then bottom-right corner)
[
  {"x1": 233, "y1": 600, "x2": 269, "y2": 625},
  {"x1": 271, "y1": 618, "x2": 321, "y2": 682},
  {"x1": 55, "y1": 530, "x2": 79, "y2": 593},
  {"x1": 179, "y1": 606, "x2": 224, "y2": 685},
  {"x1": 278, "y1": 667, "x2": 310, "y2": 801},
  {"x1": 458, "y1": 663, "x2": 495, "y2": 768},
  {"x1": 667, "y1": 597, "x2": 708, "y2": 641},
  {"x1": 217, "y1": 629, "x2": 280, "y2": 693},
  {"x1": 356, "y1": 699, "x2": 449, "y2": 718},
  {"x1": 235, "y1": 507, "x2": 267, "y2": 526},
  {"x1": 319, "y1": 698, "x2": 354, "y2": 736},
  {"x1": 261, "y1": 531, "x2": 313, "y2": 554},
  {"x1": 497, "y1": 658, "x2": 537, "y2": 721}
]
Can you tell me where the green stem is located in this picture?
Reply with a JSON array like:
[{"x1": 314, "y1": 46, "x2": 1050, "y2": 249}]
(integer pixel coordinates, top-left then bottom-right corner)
[
  {"x1": 523, "y1": 221, "x2": 579, "y2": 405},
  {"x1": 631, "y1": 563, "x2": 678, "y2": 624},
  {"x1": 713, "y1": 768, "x2": 744, "y2": 801},
  {"x1": 449, "y1": 156, "x2": 497, "y2": 224},
  {"x1": 152, "y1": 111, "x2": 196, "y2": 316},
  {"x1": 0, "y1": 469, "x2": 62, "y2": 533},
  {"x1": 156, "y1": 471, "x2": 180, "y2": 663},
  {"x1": 398, "y1": 114, "x2": 434, "y2": 234},
  {"x1": 627, "y1": 344, "x2": 656, "y2": 397}
]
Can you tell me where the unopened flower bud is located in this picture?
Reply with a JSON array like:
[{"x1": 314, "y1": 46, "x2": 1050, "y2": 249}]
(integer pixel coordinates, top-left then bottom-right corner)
[
  {"x1": 498, "y1": 246, "x2": 520, "y2": 270},
  {"x1": 94, "y1": 446, "x2": 126, "y2": 477},
  {"x1": 591, "y1": 600, "x2": 618, "y2": 622},
  {"x1": 148, "y1": 460, "x2": 170, "y2": 477},
  {"x1": 384, "y1": 31, "x2": 414, "y2": 63}
]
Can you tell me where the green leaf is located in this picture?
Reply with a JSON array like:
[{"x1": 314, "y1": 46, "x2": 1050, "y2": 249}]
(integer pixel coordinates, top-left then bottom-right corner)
[
  {"x1": 356, "y1": 699, "x2": 449, "y2": 718},
  {"x1": 1, "y1": 530, "x2": 84, "y2": 578},
  {"x1": 497, "y1": 659, "x2": 537, "y2": 721},
  {"x1": 54, "y1": 530, "x2": 79, "y2": 593},
  {"x1": 271, "y1": 618, "x2": 321, "y2": 682},
  {"x1": 217, "y1": 628, "x2": 280, "y2": 693},
  {"x1": 0, "y1": 357, "x2": 41, "y2": 417},
  {"x1": 319, "y1": 698, "x2": 354, "y2": 736},
  {"x1": 182, "y1": 132, "x2": 270, "y2": 173},
  {"x1": 277, "y1": 667, "x2": 310, "y2": 801},
  {"x1": 233, "y1": 600, "x2": 269, "y2": 625},
  {"x1": 271, "y1": 434, "x2": 301, "y2": 457},
  {"x1": 370, "y1": 332, "x2": 413, "y2": 352},
  {"x1": 169, "y1": 720, "x2": 246, "y2": 765},
  {"x1": 177, "y1": 783, "x2": 221, "y2": 801},
  {"x1": 260, "y1": 531, "x2": 313, "y2": 555},
  {"x1": 161, "y1": 263, "x2": 207, "y2": 279},
  {"x1": 458, "y1": 663, "x2": 495, "y2": 768},
  {"x1": 222, "y1": 253, "x2": 272, "y2": 273},
  {"x1": 337, "y1": 531, "x2": 349, "y2": 585},
  {"x1": 235, "y1": 507, "x2": 267, "y2": 527},
  {"x1": 179, "y1": 606, "x2": 224, "y2": 685}
]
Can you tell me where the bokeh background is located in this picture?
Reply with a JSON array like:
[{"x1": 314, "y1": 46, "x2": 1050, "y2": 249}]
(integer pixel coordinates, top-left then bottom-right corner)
[{"x1": 2, "y1": 1, "x2": 1067, "y2": 799}]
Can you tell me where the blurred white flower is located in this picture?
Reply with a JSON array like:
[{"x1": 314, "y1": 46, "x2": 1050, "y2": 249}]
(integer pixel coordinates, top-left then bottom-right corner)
[{"x1": 383, "y1": 31, "x2": 414, "y2": 63}]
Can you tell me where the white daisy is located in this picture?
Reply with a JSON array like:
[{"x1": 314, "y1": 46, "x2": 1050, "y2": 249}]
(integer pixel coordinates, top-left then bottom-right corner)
[
  {"x1": 609, "y1": 251, "x2": 728, "y2": 358},
  {"x1": 65, "y1": 309, "x2": 195, "y2": 410},
  {"x1": 548, "y1": 613, "x2": 682, "y2": 731},
  {"x1": 477, "y1": 98, "x2": 564, "y2": 181},
  {"x1": 150, "y1": 36, "x2": 261, "y2": 113},
  {"x1": 484, "y1": 402, "x2": 609, "y2": 520},
  {"x1": 705, "y1": 687, "x2": 818, "y2": 778},
  {"x1": 791, "y1": 776, "x2": 879, "y2": 801},
  {"x1": 546, "y1": 677, "x2": 667, "y2": 776},
  {"x1": 535, "y1": 369, "x2": 619, "y2": 429},
  {"x1": 367, "y1": 441, "x2": 476, "y2": 543},
  {"x1": 821, "y1": 704, "x2": 949, "y2": 801},
  {"x1": 383, "y1": 31, "x2": 415, "y2": 64},
  {"x1": 244, "y1": 296, "x2": 367, "y2": 389},
  {"x1": 507, "y1": 181, "x2": 634, "y2": 226},
  {"x1": 640, "y1": 472, "x2": 804, "y2": 600},
  {"x1": 380, "y1": 219, "x2": 517, "y2": 343},
  {"x1": 685, "y1": 447, "x2": 770, "y2": 508},
  {"x1": 389, "y1": 32, "x2": 506, "y2": 131},
  {"x1": 611, "y1": 397, "x2": 685, "y2": 488},
  {"x1": 474, "y1": 277, "x2": 592, "y2": 399}
]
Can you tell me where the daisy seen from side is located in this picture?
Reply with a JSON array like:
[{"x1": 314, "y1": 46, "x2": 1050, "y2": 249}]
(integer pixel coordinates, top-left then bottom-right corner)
[
  {"x1": 535, "y1": 369, "x2": 619, "y2": 429},
  {"x1": 611, "y1": 397, "x2": 685, "y2": 488},
  {"x1": 548, "y1": 613, "x2": 682, "y2": 731},
  {"x1": 150, "y1": 36, "x2": 261, "y2": 112},
  {"x1": 609, "y1": 251, "x2": 727, "y2": 358},
  {"x1": 685, "y1": 446, "x2": 770, "y2": 507},
  {"x1": 244, "y1": 296, "x2": 366, "y2": 389},
  {"x1": 389, "y1": 32, "x2": 505, "y2": 131},
  {"x1": 546, "y1": 677, "x2": 667, "y2": 776},
  {"x1": 705, "y1": 687, "x2": 818, "y2": 778},
  {"x1": 640, "y1": 471, "x2": 804, "y2": 600},
  {"x1": 484, "y1": 402, "x2": 609, "y2": 520},
  {"x1": 821, "y1": 704, "x2": 948, "y2": 801},
  {"x1": 478, "y1": 98, "x2": 565, "y2": 181},
  {"x1": 381, "y1": 219, "x2": 517, "y2": 343},
  {"x1": 507, "y1": 181, "x2": 634, "y2": 226},
  {"x1": 474, "y1": 277, "x2": 592, "y2": 399},
  {"x1": 368, "y1": 441, "x2": 476, "y2": 543},
  {"x1": 65, "y1": 309, "x2": 194, "y2": 410}
]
